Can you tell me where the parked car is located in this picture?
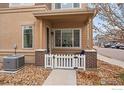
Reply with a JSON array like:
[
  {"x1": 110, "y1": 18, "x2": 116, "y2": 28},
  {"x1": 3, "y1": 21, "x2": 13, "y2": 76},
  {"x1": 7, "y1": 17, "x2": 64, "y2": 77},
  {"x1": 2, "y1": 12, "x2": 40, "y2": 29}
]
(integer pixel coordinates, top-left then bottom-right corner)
[
  {"x1": 115, "y1": 43, "x2": 121, "y2": 49},
  {"x1": 119, "y1": 43, "x2": 124, "y2": 49},
  {"x1": 111, "y1": 45, "x2": 116, "y2": 48},
  {"x1": 104, "y1": 43, "x2": 111, "y2": 48}
]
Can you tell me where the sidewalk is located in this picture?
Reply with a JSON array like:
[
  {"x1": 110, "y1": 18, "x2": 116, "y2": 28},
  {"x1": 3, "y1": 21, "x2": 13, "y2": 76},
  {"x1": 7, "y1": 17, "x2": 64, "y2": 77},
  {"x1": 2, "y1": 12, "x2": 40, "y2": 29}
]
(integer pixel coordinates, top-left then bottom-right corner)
[
  {"x1": 97, "y1": 54, "x2": 124, "y2": 68},
  {"x1": 43, "y1": 69, "x2": 76, "y2": 85}
]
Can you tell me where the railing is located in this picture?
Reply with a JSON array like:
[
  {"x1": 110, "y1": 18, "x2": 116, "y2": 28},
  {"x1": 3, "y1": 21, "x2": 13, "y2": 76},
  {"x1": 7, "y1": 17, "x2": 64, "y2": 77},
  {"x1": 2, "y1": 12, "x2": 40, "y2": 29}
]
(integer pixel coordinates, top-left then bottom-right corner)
[{"x1": 45, "y1": 54, "x2": 86, "y2": 70}]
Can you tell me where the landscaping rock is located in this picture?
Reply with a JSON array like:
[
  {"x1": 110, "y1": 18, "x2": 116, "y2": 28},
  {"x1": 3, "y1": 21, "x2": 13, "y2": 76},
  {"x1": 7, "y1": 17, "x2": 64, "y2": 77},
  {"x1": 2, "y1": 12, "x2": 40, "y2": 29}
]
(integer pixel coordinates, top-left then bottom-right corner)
[
  {"x1": 0, "y1": 63, "x2": 51, "y2": 85},
  {"x1": 77, "y1": 60, "x2": 124, "y2": 85}
]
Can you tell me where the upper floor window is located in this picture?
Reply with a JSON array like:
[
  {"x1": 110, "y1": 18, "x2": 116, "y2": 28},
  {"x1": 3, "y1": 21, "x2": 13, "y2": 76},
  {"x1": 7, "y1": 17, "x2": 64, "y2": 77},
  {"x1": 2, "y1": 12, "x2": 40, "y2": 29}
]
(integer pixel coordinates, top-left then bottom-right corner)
[
  {"x1": 9, "y1": 3, "x2": 34, "y2": 7},
  {"x1": 54, "y1": 3, "x2": 80, "y2": 9}
]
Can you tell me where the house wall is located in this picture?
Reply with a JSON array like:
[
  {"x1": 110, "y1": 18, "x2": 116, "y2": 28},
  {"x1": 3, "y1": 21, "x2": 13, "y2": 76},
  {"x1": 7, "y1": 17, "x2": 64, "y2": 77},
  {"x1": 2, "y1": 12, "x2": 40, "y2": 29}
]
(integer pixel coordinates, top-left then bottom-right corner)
[
  {"x1": 0, "y1": 3, "x2": 9, "y2": 8},
  {"x1": 0, "y1": 6, "x2": 47, "y2": 63},
  {"x1": 35, "y1": 3, "x2": 51, "y2": 10},
  {"x1": 0, "y1": 4, "x2": 93, "y2": 64},
  {"x1": 81, "y1": 3, "x2": 88, "y2": 11},
  {"x1": 0, "y1": 3, "x2": 88, "y2": 10}
]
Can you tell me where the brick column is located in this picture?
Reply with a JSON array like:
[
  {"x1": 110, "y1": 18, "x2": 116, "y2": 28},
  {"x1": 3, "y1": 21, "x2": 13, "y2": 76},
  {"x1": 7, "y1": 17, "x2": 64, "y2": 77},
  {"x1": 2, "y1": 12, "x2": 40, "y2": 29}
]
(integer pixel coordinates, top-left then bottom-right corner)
[
  {"x1": 35, "y1": 49, "x2": 46, "y2": 67},
  {"x1": 85, "y1": 50, "x2": 97, "y2": 69}
]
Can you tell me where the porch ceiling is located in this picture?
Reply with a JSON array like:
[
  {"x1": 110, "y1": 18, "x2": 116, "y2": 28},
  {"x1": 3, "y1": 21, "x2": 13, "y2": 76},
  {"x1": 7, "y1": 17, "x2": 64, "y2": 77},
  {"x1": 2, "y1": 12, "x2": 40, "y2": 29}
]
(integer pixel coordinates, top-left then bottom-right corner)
[{"x1": 33, "y1": 9, "x2": 94, "y2": 23}]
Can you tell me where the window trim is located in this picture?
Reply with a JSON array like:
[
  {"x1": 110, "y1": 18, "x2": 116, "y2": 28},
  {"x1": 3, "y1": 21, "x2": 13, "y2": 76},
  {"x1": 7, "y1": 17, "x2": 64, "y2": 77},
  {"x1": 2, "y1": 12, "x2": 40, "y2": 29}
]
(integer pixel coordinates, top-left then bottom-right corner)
[
  {"x1": 53, "y1": 28, "x2": 81, "y2": 48},
  {"x1": 21, "y1": 25, "x2": 34, "y2": 49},
  {"x1": 52, "y1": 3, "x2": 81, "y2": 10}
]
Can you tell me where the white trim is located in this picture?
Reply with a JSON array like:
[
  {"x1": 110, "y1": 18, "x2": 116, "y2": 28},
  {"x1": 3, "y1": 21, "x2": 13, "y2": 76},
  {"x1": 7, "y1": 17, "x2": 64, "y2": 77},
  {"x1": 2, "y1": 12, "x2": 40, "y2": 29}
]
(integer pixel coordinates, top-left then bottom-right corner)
[
  {"x1": 72, "y1": 29, "x2": 74, "y2": 47},
  {"x1": 45, "y1": 54, "x2": 86, "y2": 70},
  {"x1": 53, "y1": 28, "x2": 81, "y2": 49},
  {"x1": 21, "y1": 25, "x2": 34, "y2": 49},
  {"x1": 35, "y1": 49, "x2": 47, "y2": 51},
  {"x1": 52, "y1": 3, "x2": 81, "y2": 10}
]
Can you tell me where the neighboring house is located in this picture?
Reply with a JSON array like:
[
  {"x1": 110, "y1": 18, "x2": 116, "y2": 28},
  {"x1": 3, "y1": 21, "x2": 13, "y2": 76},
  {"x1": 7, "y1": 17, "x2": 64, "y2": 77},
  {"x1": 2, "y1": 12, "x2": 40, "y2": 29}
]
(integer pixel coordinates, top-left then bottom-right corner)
[
  {"x1": 114, "y1": 30, "x2": 124, "y2": 43},
  {"x1": 0, "y1": 3, "x2": 97, "y2": 69},
  {"x1": 94, "y1": 29, "x2": 124, "y2": 47},
  {"x1": 94, "y1": 34, "x2": 106, "y2": 47}
]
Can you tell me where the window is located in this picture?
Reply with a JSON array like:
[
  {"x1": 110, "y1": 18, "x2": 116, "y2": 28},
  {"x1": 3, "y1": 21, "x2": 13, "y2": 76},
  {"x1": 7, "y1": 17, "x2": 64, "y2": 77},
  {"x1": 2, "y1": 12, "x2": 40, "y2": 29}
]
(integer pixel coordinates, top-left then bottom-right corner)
[
  {"x1": 55, "y1": 29, "x2": 80, "y2": 48},
  {"x1": 54, "y1": 3, "x2": 80, "y2": 9},
  {"x1": 61, "y1": 3, "x2": 73, "y2": 9},
  {"x1": 74, "y1": 3, "x2": 80, "y2": 8},
  {"x1": 22, "y1": 25, "x2": 33, "y2": 48},
  {"x1": 62, "y1": 30, "x2": 72, "y2": 47},
  {"x1": 9, "y1": 3, "x2": 34, "y2": 7},
  {"x1": 55, "y1": 3, "x2": 61, "y2": 9}
]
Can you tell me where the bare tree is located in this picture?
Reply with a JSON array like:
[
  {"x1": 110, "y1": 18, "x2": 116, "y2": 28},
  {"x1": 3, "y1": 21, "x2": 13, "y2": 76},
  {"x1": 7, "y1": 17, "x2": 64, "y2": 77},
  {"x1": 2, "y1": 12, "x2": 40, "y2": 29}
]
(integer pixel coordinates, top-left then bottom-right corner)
[{"x1": 92, "y1": 3, "x2": 124, "y2": 42}]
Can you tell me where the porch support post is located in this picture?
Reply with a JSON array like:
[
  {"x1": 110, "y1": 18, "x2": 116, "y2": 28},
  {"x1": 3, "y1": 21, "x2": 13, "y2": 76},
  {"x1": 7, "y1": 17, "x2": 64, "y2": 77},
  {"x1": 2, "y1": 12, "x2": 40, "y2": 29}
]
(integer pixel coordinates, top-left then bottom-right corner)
[
  {"x1": 39, "y1": 19, "x2": 43, "y2": 48},
  {"x1": 86, "y1": 18, "x2": 93, "y2": 49},
  {"x1": 35, "y1": 19, "x2": 47, "y2": 66},
  {"x1": 35, "y1": 18, "x2": 40, "y2": 48},
  {"x1": 90, "y1": 18, "x2": 93, "y2": 48}
]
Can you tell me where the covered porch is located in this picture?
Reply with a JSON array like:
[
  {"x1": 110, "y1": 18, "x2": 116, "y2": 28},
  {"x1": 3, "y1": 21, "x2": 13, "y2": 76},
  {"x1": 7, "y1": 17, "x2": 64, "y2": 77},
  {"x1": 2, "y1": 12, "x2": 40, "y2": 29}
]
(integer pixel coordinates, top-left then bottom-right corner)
[
  {"x1": 34, "y1": 9, "x2": 94, "y2": 53},
  {"x1": 34, "y1": 9, "x2": 97, "y2": 69}
]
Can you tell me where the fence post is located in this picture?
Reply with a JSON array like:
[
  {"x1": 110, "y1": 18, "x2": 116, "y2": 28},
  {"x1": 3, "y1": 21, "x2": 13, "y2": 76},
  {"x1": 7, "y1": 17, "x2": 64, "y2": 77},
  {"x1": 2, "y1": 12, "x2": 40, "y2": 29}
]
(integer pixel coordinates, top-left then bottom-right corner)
[
  {"x1": 51, "y1": 54, "x2": 53, "y2": 69},
  {"x1": 84, "y1": 55, "x2": 86, "y2": 70},
  {"x1": 45, "y1": 54, "x2": 47, "y2": 68},
  {"x1": 54, "y1": 54, "x2": 57, "y2": 68}
]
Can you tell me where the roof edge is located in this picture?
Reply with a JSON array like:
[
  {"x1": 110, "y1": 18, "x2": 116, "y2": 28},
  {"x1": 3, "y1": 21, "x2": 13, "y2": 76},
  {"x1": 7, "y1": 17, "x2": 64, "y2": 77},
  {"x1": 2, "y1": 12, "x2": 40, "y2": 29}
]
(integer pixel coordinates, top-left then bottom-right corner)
[
  {"x1": 34, "y1": 8, "x2": 95, "y2": 17},
  {"x1": 0, "y1": 5, "x2": 49, "y2": 12}
]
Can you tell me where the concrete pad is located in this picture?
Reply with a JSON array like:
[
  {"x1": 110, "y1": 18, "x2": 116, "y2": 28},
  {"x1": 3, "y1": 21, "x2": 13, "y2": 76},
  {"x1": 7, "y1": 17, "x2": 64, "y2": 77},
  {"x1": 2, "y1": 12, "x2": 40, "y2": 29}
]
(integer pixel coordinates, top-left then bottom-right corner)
[
  {"x1": 97, "y1": 54, "x2": 124, "y2": 68},
  {"x1": 43, "y1": 69, "x2": 76, "y2": 85}
]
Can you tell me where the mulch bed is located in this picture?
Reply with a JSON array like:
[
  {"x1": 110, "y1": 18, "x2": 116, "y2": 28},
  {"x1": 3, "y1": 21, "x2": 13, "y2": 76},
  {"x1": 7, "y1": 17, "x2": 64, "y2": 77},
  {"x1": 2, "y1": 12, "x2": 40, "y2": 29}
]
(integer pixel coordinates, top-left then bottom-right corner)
[
  {"x1": 0, "y1": 63, "x2": 51, "y2": 85},
  {"x1": 77, "y1": 60, "x2": 124, "y2": 85}
]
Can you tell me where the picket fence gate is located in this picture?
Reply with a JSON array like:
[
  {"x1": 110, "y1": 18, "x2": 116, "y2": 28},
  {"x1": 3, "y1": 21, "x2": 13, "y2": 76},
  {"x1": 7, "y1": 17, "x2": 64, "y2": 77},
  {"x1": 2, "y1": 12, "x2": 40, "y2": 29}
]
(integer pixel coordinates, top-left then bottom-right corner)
[{"x1": 45, "y1": 54, "x2": 86, "y2": 70}]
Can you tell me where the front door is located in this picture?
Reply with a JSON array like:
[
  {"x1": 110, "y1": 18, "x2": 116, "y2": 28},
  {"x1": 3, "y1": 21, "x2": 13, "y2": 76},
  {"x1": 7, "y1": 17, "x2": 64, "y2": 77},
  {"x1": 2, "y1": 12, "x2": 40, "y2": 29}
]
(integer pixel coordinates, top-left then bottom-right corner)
[{"x1": 46, "y1": 27, "x2": 50, "y2": 53}]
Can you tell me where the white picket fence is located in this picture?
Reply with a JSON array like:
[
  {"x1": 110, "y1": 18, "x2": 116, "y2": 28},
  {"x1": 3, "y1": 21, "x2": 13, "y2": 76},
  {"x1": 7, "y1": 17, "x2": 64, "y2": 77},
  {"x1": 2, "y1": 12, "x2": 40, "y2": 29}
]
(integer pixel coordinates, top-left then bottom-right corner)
[{"x1": 45, "y1": 54, "x2": 86, "y2": 70}]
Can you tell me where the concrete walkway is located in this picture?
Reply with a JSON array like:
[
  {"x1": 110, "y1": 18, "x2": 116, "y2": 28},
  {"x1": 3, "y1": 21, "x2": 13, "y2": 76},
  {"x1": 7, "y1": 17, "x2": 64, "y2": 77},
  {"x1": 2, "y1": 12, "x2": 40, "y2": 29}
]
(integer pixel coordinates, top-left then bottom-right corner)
[
  {"x1": 43, "y1": 69, "x2": 76, "y2": 85},
  {"x1": 97, "y1": 54, "x2": 124, "y2": 68}
]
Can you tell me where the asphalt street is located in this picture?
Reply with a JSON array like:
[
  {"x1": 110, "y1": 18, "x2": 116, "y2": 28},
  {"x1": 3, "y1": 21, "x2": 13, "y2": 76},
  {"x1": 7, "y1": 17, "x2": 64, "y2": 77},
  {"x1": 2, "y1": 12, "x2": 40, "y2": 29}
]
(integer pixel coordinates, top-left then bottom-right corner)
[{"x1": 94, "y1": 47, "x2": 124, "y2": 62}]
